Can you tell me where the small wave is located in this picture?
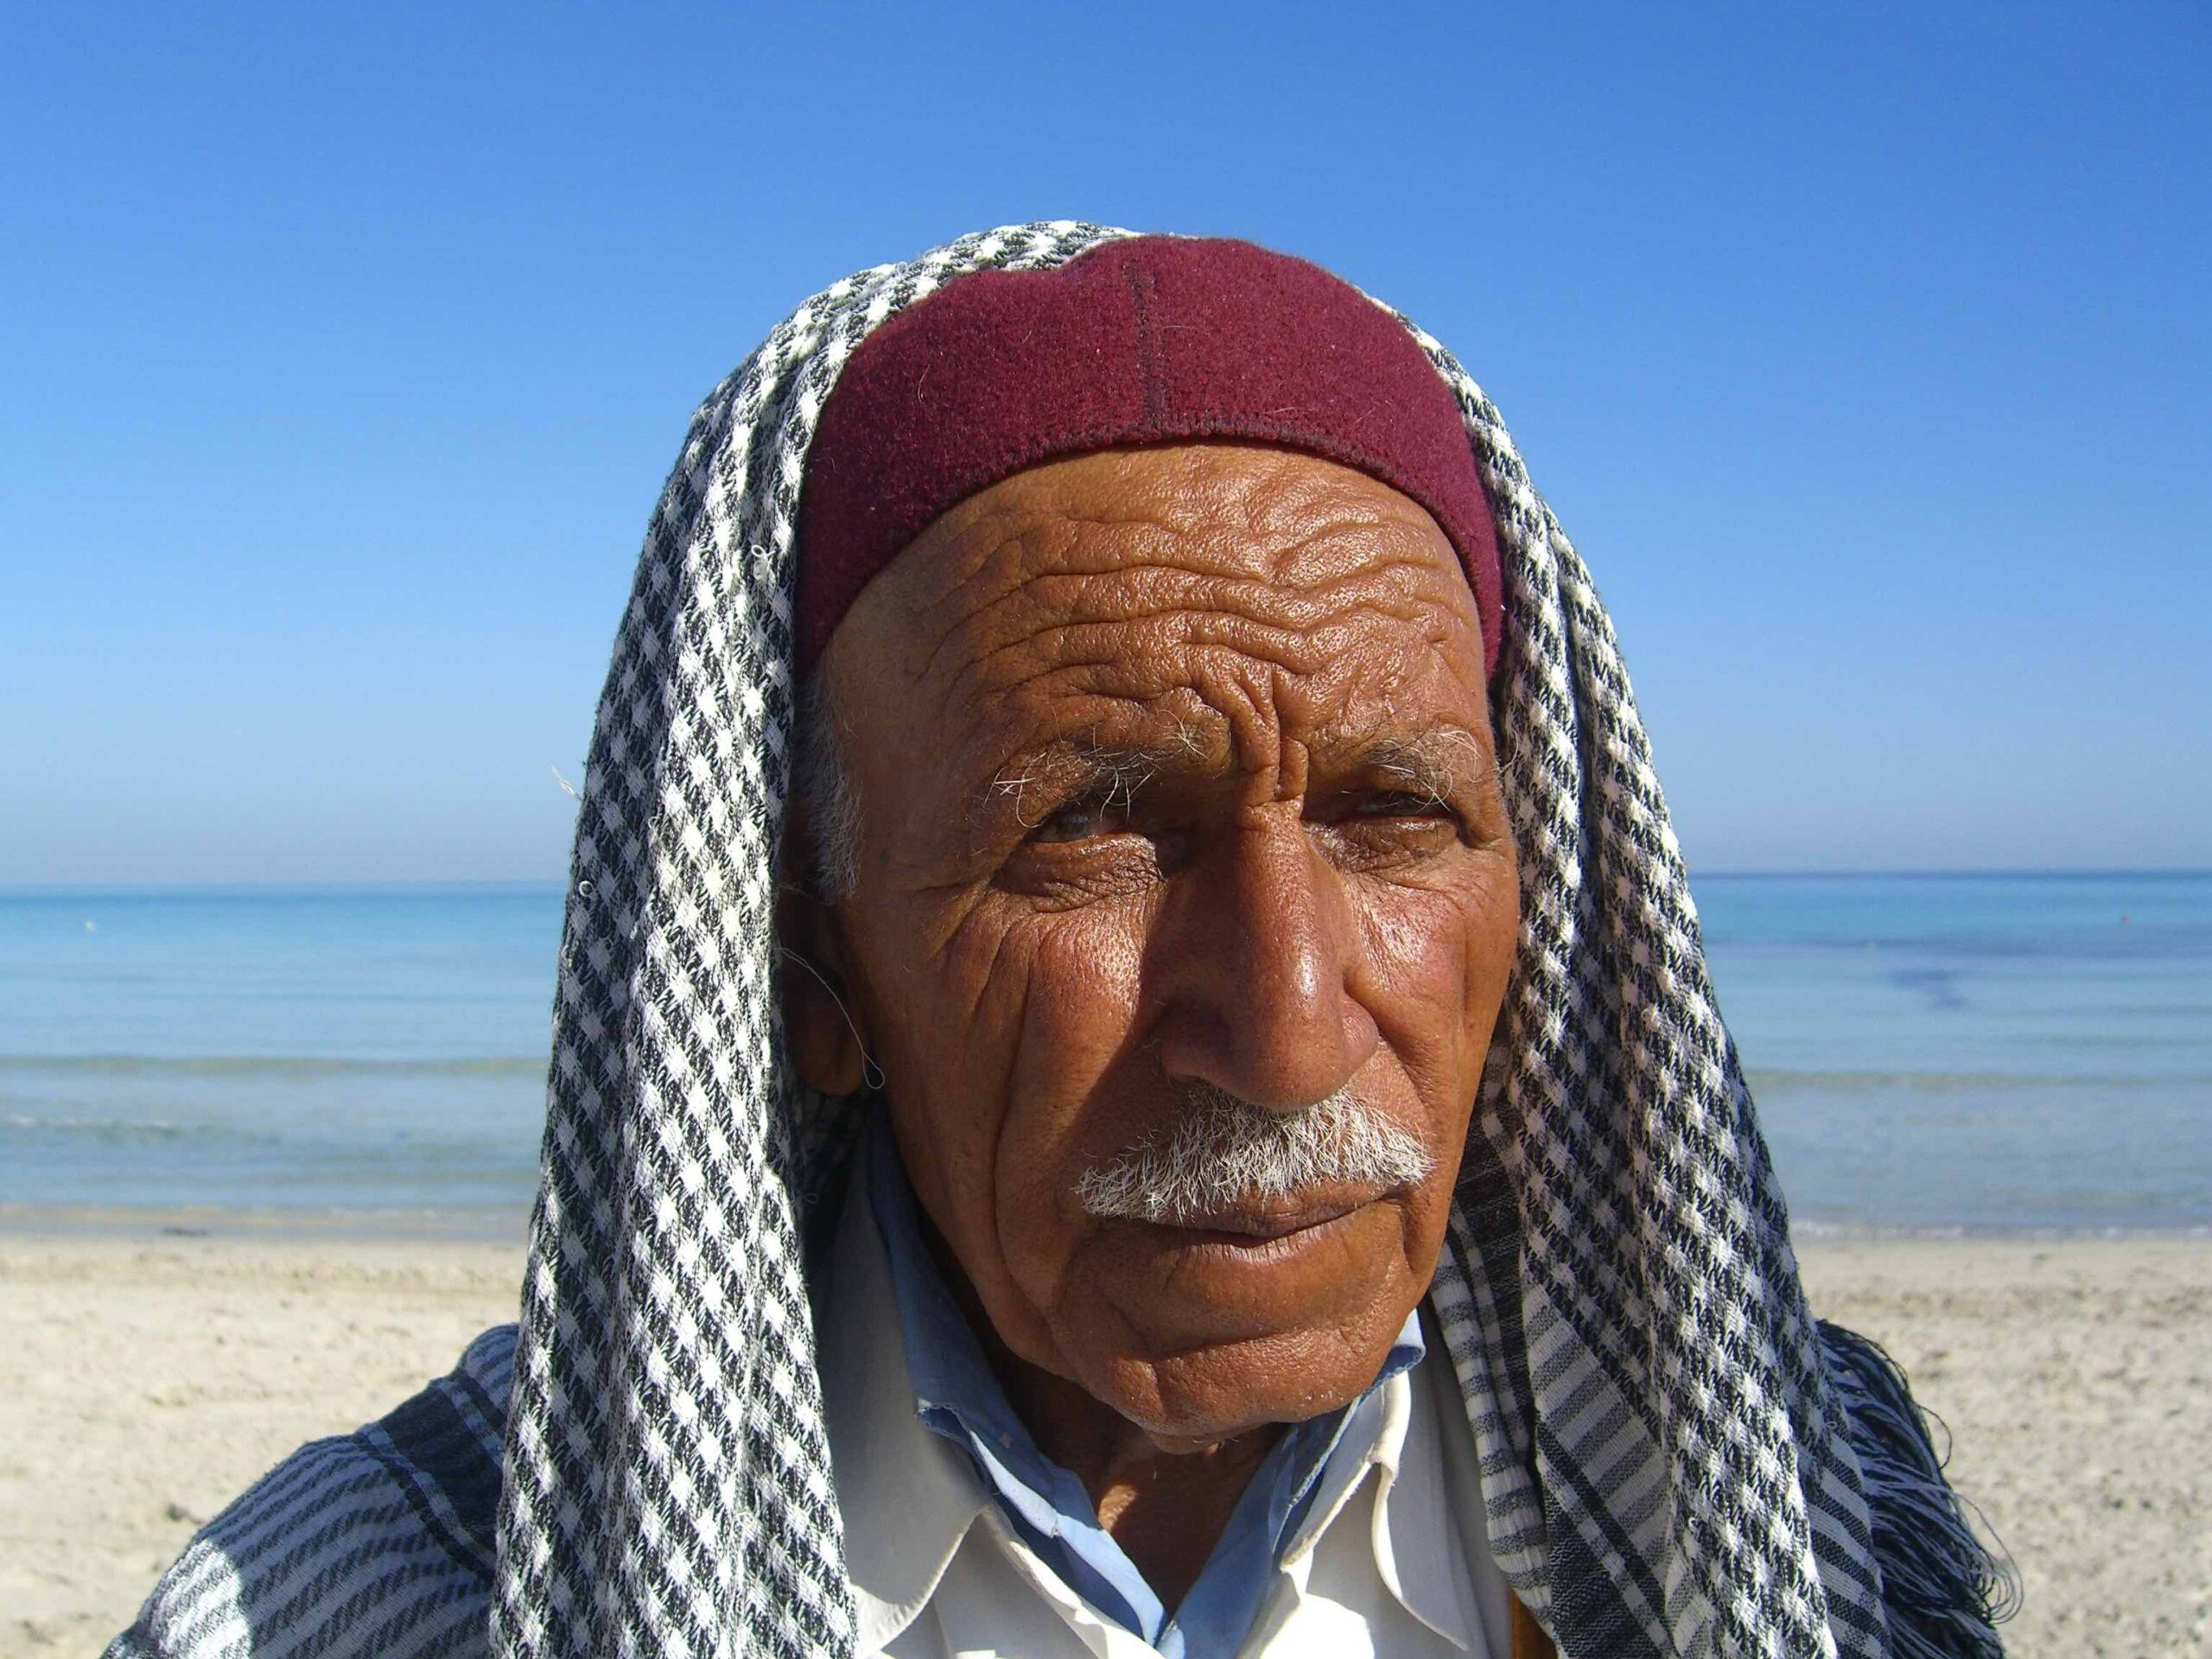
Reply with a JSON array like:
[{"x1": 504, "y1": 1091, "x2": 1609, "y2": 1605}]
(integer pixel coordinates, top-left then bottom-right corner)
[
  {"x1": 0, "y1": 1053, "x2": 544, "y2": 1079},
  {"x1": 2, "y1": 1112, "x2": 541, "y2": 1155},
  {"x1": 3, "y1": 1113, "x2": 206, "y2": 1141}
]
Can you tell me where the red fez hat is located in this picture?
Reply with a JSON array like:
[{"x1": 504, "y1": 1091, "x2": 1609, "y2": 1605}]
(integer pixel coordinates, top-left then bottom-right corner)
[{"x1": 795, "y1": 236, "x2": 1502, "y2": 676}]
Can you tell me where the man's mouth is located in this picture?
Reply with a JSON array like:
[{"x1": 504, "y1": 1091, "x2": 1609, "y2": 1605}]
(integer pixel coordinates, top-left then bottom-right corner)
[{"x1": 1130, "y1": 1187, "x2": 1386, "y2": 1244}]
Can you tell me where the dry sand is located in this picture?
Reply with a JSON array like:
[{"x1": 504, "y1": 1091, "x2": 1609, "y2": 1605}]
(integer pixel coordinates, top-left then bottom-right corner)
[
  {"x1": 3, "y1": 1224, "x2": 2205, "y2": 1658},
  {"x1": 1796, "y1": 1236, "x2": 2210, "y2": 1658}
]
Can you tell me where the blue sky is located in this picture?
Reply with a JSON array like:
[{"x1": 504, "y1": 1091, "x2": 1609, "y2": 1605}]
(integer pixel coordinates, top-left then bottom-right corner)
[{"x1": 4, "y1": 2, "x2": 2205, "y2": 881}]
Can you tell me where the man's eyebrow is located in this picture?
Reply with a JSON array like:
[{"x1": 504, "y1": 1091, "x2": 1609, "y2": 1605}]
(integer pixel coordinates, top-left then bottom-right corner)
[
  {"x1": 968, "y1": 726, "x2": 1491, "y2": 828},
  {"x1": 1349, "y1": 733, "x2": 1487, "y2": 803},
  {"x1": 970, "y1": 728, "x2": 1209, "y2": 830}
]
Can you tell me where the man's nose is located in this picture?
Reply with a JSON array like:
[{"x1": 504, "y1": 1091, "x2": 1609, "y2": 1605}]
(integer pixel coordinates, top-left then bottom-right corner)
[{"x1": 1151, "y1": 821, "x2": 1379, "y2": 1111}]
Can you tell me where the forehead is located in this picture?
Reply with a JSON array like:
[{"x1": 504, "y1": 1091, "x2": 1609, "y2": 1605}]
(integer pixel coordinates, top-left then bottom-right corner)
[{"x1": 820, "y1": 443, "x2": 1491, "y2": 793}]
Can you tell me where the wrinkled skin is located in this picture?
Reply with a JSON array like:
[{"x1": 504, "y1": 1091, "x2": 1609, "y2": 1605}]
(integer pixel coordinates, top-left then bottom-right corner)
[{"x1": 782, "y1": 442, "x2": 1519, "y2": 1599}]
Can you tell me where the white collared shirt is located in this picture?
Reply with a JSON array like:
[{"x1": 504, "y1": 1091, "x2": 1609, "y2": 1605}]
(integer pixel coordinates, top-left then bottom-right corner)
[{"x1": 814, "y1": 1172, "x2": 1516, "y2": 1658}]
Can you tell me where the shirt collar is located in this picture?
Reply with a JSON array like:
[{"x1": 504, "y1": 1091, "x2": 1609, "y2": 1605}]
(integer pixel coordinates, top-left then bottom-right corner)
[{"x1": 814, "y1": 1136, "x2": 992, "y2": 1652}]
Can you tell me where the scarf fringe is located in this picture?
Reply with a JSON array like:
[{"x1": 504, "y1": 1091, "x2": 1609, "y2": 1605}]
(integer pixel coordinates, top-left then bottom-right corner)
[{"x1": 1818, "y1": 1319, "x2": 2020, "y2": 1658}]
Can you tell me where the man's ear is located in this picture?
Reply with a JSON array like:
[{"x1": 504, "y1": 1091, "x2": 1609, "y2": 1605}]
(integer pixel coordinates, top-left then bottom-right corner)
[{"x1": 776, "y1": 814, "x2": 871, "y2": 1098}]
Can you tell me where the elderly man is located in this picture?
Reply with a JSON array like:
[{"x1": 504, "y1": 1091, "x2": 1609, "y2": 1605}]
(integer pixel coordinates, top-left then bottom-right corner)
[{"x1": 111, "y1": 226, "x2": 2005, "y2": 1659}]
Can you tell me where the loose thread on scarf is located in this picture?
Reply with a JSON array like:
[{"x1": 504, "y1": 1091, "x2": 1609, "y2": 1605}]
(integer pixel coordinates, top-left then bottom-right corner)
[{"x1": 1820, "y1": 1319, "x2": 2019, "y2": 1658}]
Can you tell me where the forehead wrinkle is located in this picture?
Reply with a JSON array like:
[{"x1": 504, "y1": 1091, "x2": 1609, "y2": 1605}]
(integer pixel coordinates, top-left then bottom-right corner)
[
  {"x1": 893, "y1": 522, "x2": 1204, "y2": 695},
  {"x1": 964, "y1": 515, "x2": 1454, "y2": 604},
  {"x1": 1210, "y1": 512, "x2": 1457, "y2": 598},
  {"x1": 896, "y1": 493, "x2": 1465, "y2": 694},
  {"x1": 927, "y1": 576, "x2": 1481, "y2": 807},
  {"x1": 1001, "y1": 547, "x2": 1455, "y2": 632},
  {"x1": 933, "y1": 597, "x2": 1468, "y2": 739},
  {"x1": 929, "y1": 555, "x2": 1468, "y2": 712}
]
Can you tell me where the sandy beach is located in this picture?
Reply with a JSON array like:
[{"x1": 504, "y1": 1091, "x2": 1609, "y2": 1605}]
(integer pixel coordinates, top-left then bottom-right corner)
[{"x1": 3, "y1": 1224, "x2": 2204, "y2": 1659}]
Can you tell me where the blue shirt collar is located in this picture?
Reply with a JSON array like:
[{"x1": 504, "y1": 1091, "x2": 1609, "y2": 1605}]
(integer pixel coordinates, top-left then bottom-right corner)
[{"x1": 862, "y1": 1111, "x2": 1424, "y2": 1659}]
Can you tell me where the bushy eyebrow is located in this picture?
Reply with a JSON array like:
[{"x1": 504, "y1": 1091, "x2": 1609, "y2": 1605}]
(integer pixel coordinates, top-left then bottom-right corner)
[
  {"x1": 972, "y1": 728, "x2": 1208, "y2": 832},
  {"x1": 1356, "y1": 734, "x2": 1484, "y2": 805},
  {"x1": 968, "y1": 725, "x2": 1490, "y2": 833}
]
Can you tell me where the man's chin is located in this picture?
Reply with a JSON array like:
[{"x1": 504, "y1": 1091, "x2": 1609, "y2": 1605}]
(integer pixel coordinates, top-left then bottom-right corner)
[
  {"x1": 1056, "y1": 1205, "x2": 1421, "y2": 1440},
  {"x1": 1079, "y1": 1319, "x2": 1402, "y2": 1449}
]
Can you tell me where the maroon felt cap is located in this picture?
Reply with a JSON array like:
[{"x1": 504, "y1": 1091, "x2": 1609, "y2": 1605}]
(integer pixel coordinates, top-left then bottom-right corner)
[{"x1": 794, "y1": 235, "x2": 1501, "y2": 676}]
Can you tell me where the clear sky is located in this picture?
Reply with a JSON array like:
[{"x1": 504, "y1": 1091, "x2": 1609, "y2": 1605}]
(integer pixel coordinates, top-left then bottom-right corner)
[{"x1": 4, "y1": 3, "x2": 2205, "y2": 882}]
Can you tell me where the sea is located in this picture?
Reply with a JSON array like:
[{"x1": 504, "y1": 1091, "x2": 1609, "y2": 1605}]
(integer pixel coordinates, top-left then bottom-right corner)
[{"x1": 2, "y1": 874, "x2": 2207, "y2": 1236}]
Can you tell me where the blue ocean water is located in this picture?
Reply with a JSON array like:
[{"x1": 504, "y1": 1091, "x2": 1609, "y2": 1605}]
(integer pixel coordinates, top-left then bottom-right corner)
[
  {"x1": 0, "y1": 885, "x2": 561, "y2": 1217},
  {"x1": 1, "y1": 875, "x2": 2206, "y2": 1231},
  {"x1": 1698, "y1": 874, "x2": 2211, "y2": 1233}
]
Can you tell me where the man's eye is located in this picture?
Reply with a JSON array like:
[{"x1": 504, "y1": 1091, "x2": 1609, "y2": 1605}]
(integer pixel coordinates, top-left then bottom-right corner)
[
  {"x1": 1032, "y1": 800, "x2": 1116, "y2": 843},
  {"x1": 1354, "y1": 790, "x2": 1450, "y2": 819}
]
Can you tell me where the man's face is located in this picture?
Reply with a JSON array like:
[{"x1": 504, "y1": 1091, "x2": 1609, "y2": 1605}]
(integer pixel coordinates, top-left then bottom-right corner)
[{"x1": 804, "y1": 442, "x2": 1519, "y2": 1446}]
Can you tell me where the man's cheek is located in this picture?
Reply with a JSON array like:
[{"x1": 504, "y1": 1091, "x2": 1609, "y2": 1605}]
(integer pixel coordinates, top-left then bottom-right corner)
[
  {"x1": 1001, "y1": 909, "x2": 1148, "y2": 1106},
  {"x1": 985, "y1": 913, "x2": 1149, "y2": 1306},
  {"x1": 1356, "y1": 887, "x2": 1494, "y2": 1106},
  {"x1": 1456, "y1": 875, "x2": 1520, "y2": 1078}
]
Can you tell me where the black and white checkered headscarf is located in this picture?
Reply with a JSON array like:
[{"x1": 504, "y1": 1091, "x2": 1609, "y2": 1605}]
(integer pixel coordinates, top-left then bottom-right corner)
[{"x1": 481, "y1": 221, "x2": 2005, "y2": 1659}]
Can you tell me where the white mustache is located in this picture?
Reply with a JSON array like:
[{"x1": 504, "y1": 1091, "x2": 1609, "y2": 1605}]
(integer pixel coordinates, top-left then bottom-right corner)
[{"x1": 1074, "y1": 1081, "x2": 1434, "y2": 1226}]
